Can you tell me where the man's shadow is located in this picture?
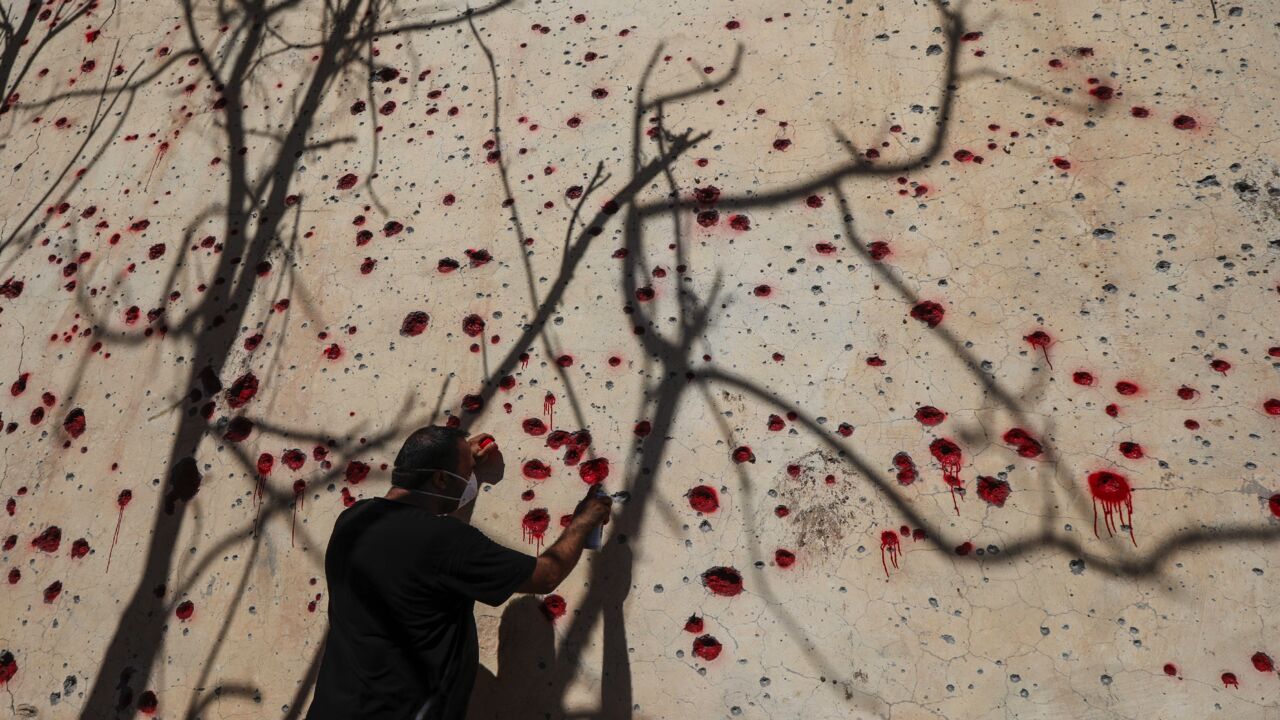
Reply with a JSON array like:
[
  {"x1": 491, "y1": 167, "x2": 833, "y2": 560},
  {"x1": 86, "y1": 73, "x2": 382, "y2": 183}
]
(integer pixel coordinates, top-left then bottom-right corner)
[{"x1": 469, "y1": 543, "x2": 634, "y2": 720}]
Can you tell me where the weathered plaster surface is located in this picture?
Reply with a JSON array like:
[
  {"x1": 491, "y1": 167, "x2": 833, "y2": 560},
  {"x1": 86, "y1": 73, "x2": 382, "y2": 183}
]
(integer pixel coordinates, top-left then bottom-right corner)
[{"x1": 1, "y1": 1, "x2": 1278, "y2": 718}]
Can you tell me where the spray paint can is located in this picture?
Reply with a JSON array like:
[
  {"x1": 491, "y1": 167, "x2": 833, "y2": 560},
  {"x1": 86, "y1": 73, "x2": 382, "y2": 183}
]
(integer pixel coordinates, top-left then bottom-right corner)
[{"x1": 585, "y1": 485, "x2": 606, "y2": 550}]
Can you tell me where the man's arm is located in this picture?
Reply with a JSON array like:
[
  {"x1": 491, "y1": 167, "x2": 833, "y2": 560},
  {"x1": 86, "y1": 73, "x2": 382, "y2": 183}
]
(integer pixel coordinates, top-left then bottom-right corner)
[{"x1": 517, "y1": 485, "x2": 611, "y2": 594}]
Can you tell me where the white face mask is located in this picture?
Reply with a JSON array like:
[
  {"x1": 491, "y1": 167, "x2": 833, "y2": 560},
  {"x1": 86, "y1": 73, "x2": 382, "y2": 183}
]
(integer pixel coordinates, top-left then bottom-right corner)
[{"x1": 393, "y1": 468, "x2": 479, "y2": 510}]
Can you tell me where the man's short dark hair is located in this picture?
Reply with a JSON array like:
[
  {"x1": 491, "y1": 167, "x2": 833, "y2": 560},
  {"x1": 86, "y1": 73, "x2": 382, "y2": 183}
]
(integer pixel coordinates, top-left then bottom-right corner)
[{"x1": 392, "y1": 425, "x2": 467, "y2": 489}]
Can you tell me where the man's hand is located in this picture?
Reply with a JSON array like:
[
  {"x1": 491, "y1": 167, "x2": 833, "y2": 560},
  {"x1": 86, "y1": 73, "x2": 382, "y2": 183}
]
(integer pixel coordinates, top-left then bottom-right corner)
[
  {"x1": 468, "y1": 433, "x2": 505, "y2": 486},
  {"x1": 572, "y1": 483, "x2": 612, "y2": 527}
]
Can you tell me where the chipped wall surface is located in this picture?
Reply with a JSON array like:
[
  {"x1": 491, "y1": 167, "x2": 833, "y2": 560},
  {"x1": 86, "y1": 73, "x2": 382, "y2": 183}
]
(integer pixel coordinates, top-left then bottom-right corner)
[{"x1": 1, "y1": 0, "x2": 1279, "y2": 717}]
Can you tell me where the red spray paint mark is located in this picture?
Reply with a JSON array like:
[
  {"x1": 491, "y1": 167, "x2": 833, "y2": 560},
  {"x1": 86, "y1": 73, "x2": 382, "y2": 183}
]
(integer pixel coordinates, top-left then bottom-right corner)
[
  {"x1": 1265, "y1": 398, "x2": 1280, "y2": 416},
  {"x1": 1269, "y1": 493, "x2": 1280, "y2": 518},
  {"x1": 1210, "y1": 358, "x2": 1231, "y2": 375},
  {"x1": 579, "y1": 458, "x2": 609, "y2": 484},
  {"x1": 1073, "y1": 371, "x2": 1094, "y2": 386},
  {"x1": 731, "y1": 446, "x2": 755, "y2": 464},
  {"x1": 43, "y1": 581, "x2": 62, "y2": 603},
  {"x1": 105, "y1": 489, "x2": 131, "y2": 572},
  {"x1": 137, "y1": 690, "x2": 158, "y2": 715},
  {"x1": 1088, "y1": 470, "x2": 1135, "y2": 545},
  {"x1": 910, "y1": 301, "x2": 945, "y2": 327},
  {"x1": 10, "y1": 372, "x2": 29, "y2": 396},
  {"x1": 1252, "y1": 652, "x2": 1275, "y2": 673},
  {"x1": 688, "y1": 485, "x2": 719, "y2": 513},
  {"x1": 175, "y1": 600, "x2": 195, "y2": 621},
  {"x1": 540, "y1": 593, "x2": 566, "y2": 621},
  {"x1": 292, "y1": 480, "x2": 306, "y2": 547},
  {"x1": 522, "y1": 418, "x2": 549, "y2": 436},
  {"x1": 1177, "y1": 385, "x2": 1198, "y2": 400},
  {"x1": 63, "y1": 408, "x2": 86, "y2": 438},
  {"x1": 1002, "y1": 428, "x2": 1043, "y2": 458},
  {"x1": 1163, "y1": 663, "x2": 1178, "y2": 677},
  {"x1": 283, "y1": 449, "x2": 306, "y2": 471},
  {"x1": 522, "y1": 459, "x2": 551, "y2": 480},
  {"x1": 31, "y1": 526, "x2": 61, "y2": 552},
  {"x1": 880, "y1": 530, "x2": 901, "y2": 577},
  {"x1": 0, "y1": 651, "x2": 15, "y2": 684},
  {"x1": 684, "y1": 615, "x2": 704, "y2": 633},
  {"x1": 929, "y1": 438, "x2": 964, "y2": 514},
  {"x1": 345, "y1": 461, "x2": 369, "y2": 484},
  {"x1": 867, "y1": 241, "x2": 891, "y2": 260},
  {"x1": 1115, "y1": 380, "x2": 1139, "y2": 396},
  {"x1": 71, "y1": 538, "x2": 90, "y2": 559},
  {"x1": 337, "y1": 173, "x2": 358, "y2": 190},
  {"x1": 692, "y1": 635, "x2": 723, "y2": 661},
  {"x1": 976, "y1": 476, "x2": 1011, "y2": 507},
  {"x1": 400, "y1": 311, "x2": 430, "y2": 337},
  {"x1": 226, "y1": 373, "x2": 258, "y2": 409},
  {"x1": 1024, "y1": 330, "x2": 1053, "y2": 368},
  {"x1": 893, "y1": 452, "x2": 917, "y2": 485},
  {"x1": 1173, "y1": 115, "x2": 1198, "y2": 130},
  {"x1": 462, "y1": 314, "x2": 485, "y2": 337},
  {"x1": 701, "y1": 566, "x2": 743, "y2": 596},
  {"x1": 914, "y1": 406, "x2": 946, "y2": 426},
  {"x1": 522, "y1": 508, "x2": 550, "y2": 551},
  {"x1": 1221, "y1": 672, "x2": 1238, "y2": 688},
  {"x1": 774, "y1": 549, "x2": 795, "y2": 568},
  {"x1": 1119, "y1": 441, "x2": 1144, "y2": 459},
  {"x1": 544, "y1": 392, "x2": 555, "y2": 428}
]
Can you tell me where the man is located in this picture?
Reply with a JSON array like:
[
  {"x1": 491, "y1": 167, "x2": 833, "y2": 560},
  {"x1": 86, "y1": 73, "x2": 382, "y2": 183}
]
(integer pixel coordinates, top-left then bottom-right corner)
[{"x1": 306, "y1": 425, "x2": 612, "y2": 720}]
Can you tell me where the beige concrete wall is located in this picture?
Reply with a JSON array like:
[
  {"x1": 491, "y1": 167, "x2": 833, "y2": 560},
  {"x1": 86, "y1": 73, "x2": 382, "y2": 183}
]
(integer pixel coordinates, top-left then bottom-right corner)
[{"x1": 1, "y1": 0, "x2": 1278, "y2": 717}]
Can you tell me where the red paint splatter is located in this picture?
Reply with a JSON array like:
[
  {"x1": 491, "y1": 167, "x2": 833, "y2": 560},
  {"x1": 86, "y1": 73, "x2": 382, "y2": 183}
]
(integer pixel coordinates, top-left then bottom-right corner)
[
  {"x1": 137, "y1": 690, "x2": 158, "y2": 714},
  {"x1": 914, "y1": 406, "x2": 946, "y2": 426},
  {"x1": 226, "y1": 373, "x2": 258, "y2": 409},
  {"x1": 62, "y1": 408, "x2": 86, "y2": 438},
  {"x1": 543, "y1": 392, "x2": 555, "y2": 427},
  {"x1": 1024, "y1": 330, "x2": 1053, "y2": 368},
  {"x1": 337, "y1": 173, "x2": 358, "y2": 190},
  {"x1": 1073, "y1": 371, "x2": 1094, "y2": 386},
  {"x1": 0, "y1": 651, "x2": 15, "y2": 684},
  {"x1": 1173, "y1": 115, "x2": 1198, "y2": 130},
  {"x1": 1269, "y1": 493, "x2": 1280, "y2": 518},
  {"x1": 522, "y1": 508, "x2": 550, "y2": 551},
  {"x1": 909, "y1": 301, "x2": 945, "y2": 327},
  {"x1": 701, "y1": 566, "x2": 743, "y2": 596},
  {"x1": 692, "y1": 635, "x2": 722, "y2": 661},
  {"x1": 689, "y1": 485, "x2": 719, "y2": 513},
  {"x1": 976, "y1": 476, "x2": 1011, "y2": 507},
  {"x1": 1221, "y1": 672, "x2": 1238, "y2": 688},
  {"x1": 1177, "y1": 385, "x2": 1198, "y2": 400},
  {"x1": 774, "y1": 549, "x2": 795, "y2": 568},
  {"x1": 731, "y1": 446, "x2": 755, "y2": 464},
  {"x1": 1252, "y1": 652, "x2": 1275, "y2": 673},
  {"x1": 400, "y1": 311, "x2": 430, "y2": 337},
  {"x1": 1002, "y1": 428, "x2": 1044, "y2": 458},
  {"x1": 1265, "y1": 398, "x2": 1280, "y2": 416},
  {"x1": 929, "y1": 438, "x2": 964, "y2": 514},
  {"x1": 579, "y1": 458, "x2": 609, "y2": 484},
  {"x1": 31, "y1": 526, "x2": 61, "y2": 552},
  {"x1": 175, "y1": 600, "x2": 195, "y2": 621},
  {"x1": 43, "y1": 581, "x2": 62, "y2": 603},
  {"x1": 1115, "y1": 381, "x2": 1139, "y2": 396},
  {"x1": 1087, "y1": 470, "x2": 1135, "y2": 545},
  {"x1": 345, "y1": 461, "x2": 370, "y2": 485},
  {"x1": 70, "y1": 538, "x2": 90, "y2": 559},
  {"x1": 684, "y1": 615, "x2": 704, "y2": 633},
  {"x1": 1119, "y1": 441, "x2": 1144, "y2": 459},
  {"x1": 540, "y1": 593, "x2": 566, "y2": 620},
  {"x1": 892, "y1": 452, "x2": 917, "y2": 485},
  {"x1": 880, "y1": 530, "x2": 901, "y2": 577},
  {"x1": 1163, "y1": 663, "x2": 1178, "y2": 677}
]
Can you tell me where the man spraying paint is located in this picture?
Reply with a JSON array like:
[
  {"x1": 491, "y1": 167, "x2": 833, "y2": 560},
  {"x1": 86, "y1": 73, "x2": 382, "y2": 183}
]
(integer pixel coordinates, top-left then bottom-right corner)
[{"x1": 305, "y1": 425, "x2": 612, "y2": 720}]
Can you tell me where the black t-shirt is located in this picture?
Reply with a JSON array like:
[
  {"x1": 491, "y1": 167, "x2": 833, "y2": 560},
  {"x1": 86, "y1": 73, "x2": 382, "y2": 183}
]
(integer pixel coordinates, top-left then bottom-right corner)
[{"x1": 306, "y1": 497, "x2": 537, "y2": 720}]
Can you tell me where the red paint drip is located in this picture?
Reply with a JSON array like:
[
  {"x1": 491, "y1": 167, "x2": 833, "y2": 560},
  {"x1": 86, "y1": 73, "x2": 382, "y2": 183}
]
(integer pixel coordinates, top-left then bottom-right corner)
[
  {"x1": 1221, "y1": 672, "x2": 1238, "y2": 688},
  {"x1": 929, "y1": 438, "x2": 964, "y2": 514},
  {"x1": 543, "y1": 392, "x2": 555, "y2": 428},
  {"x1": 1087, "y1": 470, "x2": 1135, "y2": 545},
  {"x1": 880, "y1": 530, "x2": 901, "y2": 578},
  {"x1": 522, "y1": 508, "x2": 550, "y2": 551},
  {"x1": 106, "y1": 491, "x2": 129, "y2": 571},
  {"x1": 1024, "y1": 330, "x2": 1053, "y2": 368}
]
